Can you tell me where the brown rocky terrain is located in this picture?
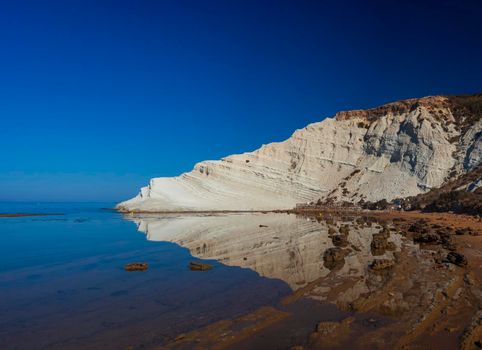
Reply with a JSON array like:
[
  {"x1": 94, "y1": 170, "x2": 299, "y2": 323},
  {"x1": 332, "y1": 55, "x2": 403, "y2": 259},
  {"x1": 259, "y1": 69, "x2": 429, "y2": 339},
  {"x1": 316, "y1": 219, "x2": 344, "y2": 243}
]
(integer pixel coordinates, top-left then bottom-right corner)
[
  {"x1": 148, "y1": 211, "x2": 481, "y2": 350},
  {"x1": 396, "y1": 163, "x2": 482, "y2": 216}
]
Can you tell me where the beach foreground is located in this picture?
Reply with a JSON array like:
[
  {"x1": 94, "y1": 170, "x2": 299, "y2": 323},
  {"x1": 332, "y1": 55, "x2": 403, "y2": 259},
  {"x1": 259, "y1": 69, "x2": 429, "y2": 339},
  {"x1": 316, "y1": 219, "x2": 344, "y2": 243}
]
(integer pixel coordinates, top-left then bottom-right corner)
[
  {"x1": 147, "y1": 210, "x2": 481, "y2": 350},
  {"x1": 1, "y1": 204, "x2": 480, "y2": 349}
]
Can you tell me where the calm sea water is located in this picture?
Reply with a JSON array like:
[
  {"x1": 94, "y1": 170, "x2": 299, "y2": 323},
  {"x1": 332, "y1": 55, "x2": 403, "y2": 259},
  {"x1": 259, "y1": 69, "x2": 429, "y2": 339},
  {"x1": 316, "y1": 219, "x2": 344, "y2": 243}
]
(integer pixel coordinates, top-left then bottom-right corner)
[
  {"x1": 0, "y1": 203, "x2": 292, "y2": 350},
  {"x1": 1, "y1": 203, "x2": 400, "y2": 349}
]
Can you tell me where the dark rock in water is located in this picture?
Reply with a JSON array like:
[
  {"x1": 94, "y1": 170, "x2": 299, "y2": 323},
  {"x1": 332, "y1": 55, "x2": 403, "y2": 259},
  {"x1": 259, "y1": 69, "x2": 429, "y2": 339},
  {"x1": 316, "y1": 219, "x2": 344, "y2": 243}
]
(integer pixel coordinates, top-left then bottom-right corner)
[
  {"x1": 408, "y1": 220, "x2": 429, "y2": 233},
  {"x1": 443, "y1": 241, "x2": 458, "y2": 251},
  {"x1": 332, "y1": 235, "x2": 348, "y2": 247},
  {"x1": 328, "y1": 226, "x2": 337, "y2": 236},
  {"x1": 323, "y1": 247, "x2": 348, "y2": 270},
  {"x1": 124, "y1": 263, "x2": 149, "y2": 272},
  {"x1": 315, "y1": 317, "x2": 355, "y2": 335},
  {"x1": 371, "y1": 233, "x2": 387, "y2": 248},
  {"x1": 456, "y1": 227, "x2": 478, "y2": 236},
  {"x1": 371, "y1": 232, "x2": 396, "y2": 255},
  {"x1": 437, "y1": 228, "x2": 452, "y2": 238},
  {"x1": 385, "y1": 241, "x2": 396, "y2": 251},
  {"x1": 189, "y1": 261, "x2": 213, "y2": 271},
  {"x1": 446, "y1": 252, "x2": 467, "y2": 267},
  {"x1": 315, "y1": 321, "x2": 339, "y2": 335},
  {"x1": 323, "y1": 247, "x2": 347, "y2": 263},
  {"x1": 370, "y1": 259, "x2": 394, "y2": 270},
  {"x1": 413, "y1": 232, "x2": 440, "y2": 244},
  {"x1": 378, "y1": 227, "x2": 391, "y2": 238},
  {"x1": 455, "y1": 228, "x2": 468, "y2": 235},
  {"x1": 339, "y1": 224, "x2": 350, "y2": 235}
]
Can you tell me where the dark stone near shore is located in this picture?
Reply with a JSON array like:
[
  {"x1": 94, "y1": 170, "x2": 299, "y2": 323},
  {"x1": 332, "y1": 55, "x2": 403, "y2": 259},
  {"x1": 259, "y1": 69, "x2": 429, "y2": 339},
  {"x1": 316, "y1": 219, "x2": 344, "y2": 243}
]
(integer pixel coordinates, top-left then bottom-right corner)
[
  {"x1": 413, "y1": 232, "x2": 440, "y2": 244},
  {"x1": 371, "y1": 231, "x2": 396, "y2": 255},
  {"x1": 189, "y1": 261, "x2": 213, "y2": 271},
  {"x1": 443, "y1": 242, "x2": 458, "y2": 251},
  {"x1": 378, "y1": 228, "x2": 390, "y2": 238},
  {"x1": 124, "y1": 263, "x2": 149, "y2": 272},
  {"x1": 456, "y1": 227, "x2": 478, "y2": 236},
  {"x1": 455, "y1": 228, "x2": 467, "y2": 235},
  {"x1": 446, "y1": 252, "x2": 467, "y2": 267},
  {"x1": 370, "y1": 259, "x2": 394, "y2": 270},
  {"x1": 385, "y1": 241, "x2": 396, "y2": 251},
  {"x1": 408, "y1": 220, "x2": 429, "y2": 234},
  {"x1": 323, "y1": 247, "x2": 348, "y2": 270},
  {"x1": 332, "y1": 235, "x2": 348, "y2": 247},
  {"x1": 339, "y1": 224, "x2": 350, "y2": 235},
  {"x1": 328, "y1": 226, "x2": 337, "y2": 236}
]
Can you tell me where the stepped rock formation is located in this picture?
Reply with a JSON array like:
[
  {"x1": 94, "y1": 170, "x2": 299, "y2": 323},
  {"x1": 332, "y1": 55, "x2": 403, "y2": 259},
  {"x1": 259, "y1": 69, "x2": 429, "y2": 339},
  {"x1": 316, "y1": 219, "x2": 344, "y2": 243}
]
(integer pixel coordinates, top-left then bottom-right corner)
[{"x1": 117, "y1": 94, "x2": 482, "y2": 212}]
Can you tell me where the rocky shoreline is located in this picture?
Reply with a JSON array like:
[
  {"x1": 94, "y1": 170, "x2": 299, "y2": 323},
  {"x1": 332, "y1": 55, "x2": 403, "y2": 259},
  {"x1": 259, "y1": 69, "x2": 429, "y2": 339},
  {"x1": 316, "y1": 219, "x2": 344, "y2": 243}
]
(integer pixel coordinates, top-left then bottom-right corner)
[{"x1": 152, "y1": 209, "x2": 481, "y2": 350}]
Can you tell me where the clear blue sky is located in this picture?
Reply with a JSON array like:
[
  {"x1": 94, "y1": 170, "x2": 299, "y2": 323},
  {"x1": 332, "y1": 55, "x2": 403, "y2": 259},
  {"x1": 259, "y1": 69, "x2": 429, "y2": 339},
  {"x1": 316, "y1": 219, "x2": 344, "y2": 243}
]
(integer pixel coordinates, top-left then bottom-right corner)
[{"x1": 1, "y1": 0, "x2": 481, "y2": 202}]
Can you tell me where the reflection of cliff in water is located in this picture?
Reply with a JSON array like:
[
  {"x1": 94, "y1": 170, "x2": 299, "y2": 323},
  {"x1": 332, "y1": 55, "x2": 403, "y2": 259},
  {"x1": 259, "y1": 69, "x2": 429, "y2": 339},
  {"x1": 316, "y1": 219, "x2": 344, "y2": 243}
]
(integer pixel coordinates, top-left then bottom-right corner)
[{"x1": 126, "y1": 213, "x2": 404, "y2": 293}]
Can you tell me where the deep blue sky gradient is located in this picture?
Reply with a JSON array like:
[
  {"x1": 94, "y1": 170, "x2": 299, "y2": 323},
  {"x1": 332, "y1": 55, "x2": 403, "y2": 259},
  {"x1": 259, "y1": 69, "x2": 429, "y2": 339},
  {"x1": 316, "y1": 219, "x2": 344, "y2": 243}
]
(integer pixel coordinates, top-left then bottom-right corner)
[{"x1": 1, "y1": 0, "x2": 481, "y2": 201}]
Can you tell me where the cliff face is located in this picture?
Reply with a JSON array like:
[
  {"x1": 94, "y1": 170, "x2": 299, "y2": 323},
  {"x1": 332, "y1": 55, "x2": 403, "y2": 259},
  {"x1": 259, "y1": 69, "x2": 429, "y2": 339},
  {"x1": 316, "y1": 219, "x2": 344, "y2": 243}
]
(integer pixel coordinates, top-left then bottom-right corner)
[{"x1": 117, "y1": 94, "x2": 482, "y2": 212}]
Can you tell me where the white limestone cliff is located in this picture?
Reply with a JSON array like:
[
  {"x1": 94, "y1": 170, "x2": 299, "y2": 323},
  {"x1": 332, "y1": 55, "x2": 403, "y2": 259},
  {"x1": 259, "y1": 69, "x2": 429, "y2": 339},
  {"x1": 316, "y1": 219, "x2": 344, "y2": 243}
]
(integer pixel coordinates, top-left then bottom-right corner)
[{"x1": 117, "y1": 95, "x2": 482, "y2": 212}]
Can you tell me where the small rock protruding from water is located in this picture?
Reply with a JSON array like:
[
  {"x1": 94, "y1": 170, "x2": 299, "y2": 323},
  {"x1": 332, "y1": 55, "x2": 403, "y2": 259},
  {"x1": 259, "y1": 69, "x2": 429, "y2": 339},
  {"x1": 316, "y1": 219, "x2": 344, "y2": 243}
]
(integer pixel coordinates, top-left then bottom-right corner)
[
  {"x1": 339, "y1": 224, "x2": 350, "y2": 235},
  {"x1": 315, "y1": 316, "x2": 355, "y2": 335},
  {"x1": 371, "y1": 230, "x2": 396, "y2": 256},
  {"x1": 323, "y1": 247, "x2": 348, "y2": 270},
  {"x1": 327, "y1": 226, "x2": 337, "y2": 236},
  {"x1": 370, "y1": 259, "x2": 394, "y2": 271},
  {"x1": 332, "y1": 235, "x2": 348, "y2": 247},
  {"x1": 189, "y1": 261, "x2": 213, "y2": 271},
  {"x1": 124, "y1": 262, "x2": 149, "y2": 272},
  {"x1": 446, "y1": 252, "x2": 467, "y2": 267}
]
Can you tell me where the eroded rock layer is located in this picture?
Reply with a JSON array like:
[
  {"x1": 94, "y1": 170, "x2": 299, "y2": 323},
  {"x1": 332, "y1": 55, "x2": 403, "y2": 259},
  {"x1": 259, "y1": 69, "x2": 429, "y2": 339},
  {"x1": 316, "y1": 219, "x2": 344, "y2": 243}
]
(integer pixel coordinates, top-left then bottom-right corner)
[{"x1": 118, "y1": 94, "x2": 482, "y2": 212}]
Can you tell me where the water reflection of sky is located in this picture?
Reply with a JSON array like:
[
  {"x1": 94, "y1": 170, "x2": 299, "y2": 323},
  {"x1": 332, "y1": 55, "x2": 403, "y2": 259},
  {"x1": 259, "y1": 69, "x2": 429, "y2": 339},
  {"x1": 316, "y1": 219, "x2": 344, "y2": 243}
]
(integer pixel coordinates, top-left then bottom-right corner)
[
  {"x1": 0, "y1": 205, "x2": 406, "y2": 349},
  {"x1": 0, "y1": 204, "x2": 291, "y2": 349}
]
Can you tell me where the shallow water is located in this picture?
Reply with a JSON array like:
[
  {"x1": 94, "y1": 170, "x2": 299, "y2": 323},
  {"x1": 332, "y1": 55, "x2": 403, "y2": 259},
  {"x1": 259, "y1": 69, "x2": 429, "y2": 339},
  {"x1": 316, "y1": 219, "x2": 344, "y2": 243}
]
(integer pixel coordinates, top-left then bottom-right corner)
[{"x1": 0, "y1": 204, "x2": 401, "y2": 349}]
